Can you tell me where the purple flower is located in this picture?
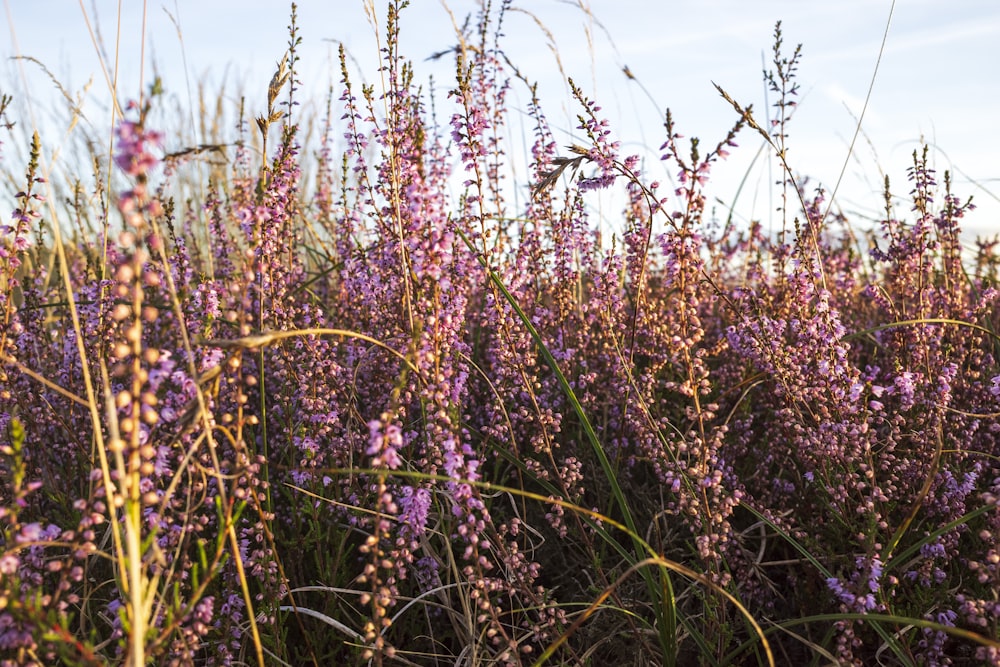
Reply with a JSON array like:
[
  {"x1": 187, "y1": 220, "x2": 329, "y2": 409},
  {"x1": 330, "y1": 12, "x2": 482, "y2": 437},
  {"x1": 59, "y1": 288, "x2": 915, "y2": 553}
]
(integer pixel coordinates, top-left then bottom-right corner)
[
  {"x1": 114, "y1": 117, "x2": 162, "y2": 177},
  {"x1": 826, "y1": 576, "x2": 853, "y2": 607},
  {"x1": 366, "y1": 419, "x2": 403, "y2": 470},
  {"x1": 0, "y1": 553, "x2": 18, "y2": 575},
  {"x1": 15, "y1": 522, "x2": 43, "y2": 544},
  {"x1": 894, "y1": 371, "x2": 918, "y2": 408},
  {"x1": 398, "y1": 486, "x2": 432, "y2": 540}
]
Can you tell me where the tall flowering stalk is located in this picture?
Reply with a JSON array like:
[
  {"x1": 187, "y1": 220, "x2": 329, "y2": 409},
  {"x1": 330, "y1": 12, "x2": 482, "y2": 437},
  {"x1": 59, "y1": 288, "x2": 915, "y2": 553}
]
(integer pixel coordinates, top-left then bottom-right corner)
[
  {"x1": 100, "y1": 100, "x2": 166, "y2": 667},
  {"x1": 0, "y1": 133, "x2": 42, "y2": 368}
]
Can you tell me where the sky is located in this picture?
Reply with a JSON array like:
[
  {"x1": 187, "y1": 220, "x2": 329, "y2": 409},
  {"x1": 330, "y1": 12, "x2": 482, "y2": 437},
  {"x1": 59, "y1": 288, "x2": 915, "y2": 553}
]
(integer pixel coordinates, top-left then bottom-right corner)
[{"x1": 3, "y1": 0, "x2": 999, "y2": 240}]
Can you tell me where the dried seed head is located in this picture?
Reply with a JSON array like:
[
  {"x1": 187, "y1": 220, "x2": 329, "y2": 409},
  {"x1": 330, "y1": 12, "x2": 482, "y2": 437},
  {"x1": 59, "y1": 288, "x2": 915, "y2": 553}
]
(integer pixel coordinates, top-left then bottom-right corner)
[{"x1": 267, "y1": 52, "x2": 290, "y2": 109}]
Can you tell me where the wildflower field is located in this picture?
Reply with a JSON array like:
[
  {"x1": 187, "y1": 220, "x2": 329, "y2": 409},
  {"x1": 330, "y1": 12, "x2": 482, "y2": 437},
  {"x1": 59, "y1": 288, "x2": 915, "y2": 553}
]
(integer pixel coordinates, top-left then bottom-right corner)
[{"x1": 1, "y1": 2, "x2": 999, "y2": 665}]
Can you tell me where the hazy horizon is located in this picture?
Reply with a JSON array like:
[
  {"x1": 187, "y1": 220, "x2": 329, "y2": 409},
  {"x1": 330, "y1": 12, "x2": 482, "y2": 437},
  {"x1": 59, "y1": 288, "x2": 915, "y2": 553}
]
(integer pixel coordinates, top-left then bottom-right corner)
[{"x1": 4, "y1": 1, "x2": 998, "y2": 239}]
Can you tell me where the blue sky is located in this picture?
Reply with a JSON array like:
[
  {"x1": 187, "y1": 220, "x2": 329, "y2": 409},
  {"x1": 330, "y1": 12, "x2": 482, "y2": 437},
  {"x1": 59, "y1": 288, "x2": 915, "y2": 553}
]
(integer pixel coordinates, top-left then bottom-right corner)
[{"x1": 3, "y1": 1, "x2": 999, "y2": 239}]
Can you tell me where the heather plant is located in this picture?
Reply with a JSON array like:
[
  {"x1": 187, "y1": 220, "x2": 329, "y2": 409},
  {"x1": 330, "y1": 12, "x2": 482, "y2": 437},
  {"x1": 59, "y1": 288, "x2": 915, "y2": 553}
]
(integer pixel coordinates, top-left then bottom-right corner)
[{"x1": 2, "y1": 2, "x2": 1000, "y2": 666}]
